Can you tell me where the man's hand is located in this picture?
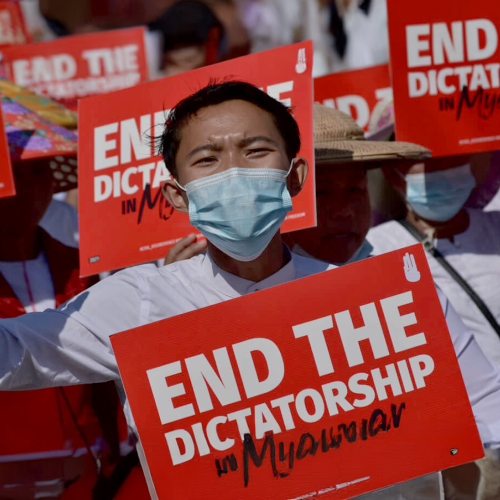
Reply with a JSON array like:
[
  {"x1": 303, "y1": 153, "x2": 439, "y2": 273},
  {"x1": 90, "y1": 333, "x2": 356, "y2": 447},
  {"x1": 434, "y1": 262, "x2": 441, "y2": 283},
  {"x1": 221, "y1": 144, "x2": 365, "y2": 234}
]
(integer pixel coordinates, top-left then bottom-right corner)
[{"x1": 164, "y1": 234, "x2": 207, "y2": 265}]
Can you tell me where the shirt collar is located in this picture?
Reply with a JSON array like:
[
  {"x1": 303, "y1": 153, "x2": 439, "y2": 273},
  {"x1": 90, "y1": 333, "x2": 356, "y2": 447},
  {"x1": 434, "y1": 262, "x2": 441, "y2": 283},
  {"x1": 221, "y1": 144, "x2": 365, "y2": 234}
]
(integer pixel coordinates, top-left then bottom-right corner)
[
  {"x1": 293, "y1": 239, "x2": 373, "y2": 265},
  {"x1": 202, "y1": 245, "x2": 297, "y2": 298}
]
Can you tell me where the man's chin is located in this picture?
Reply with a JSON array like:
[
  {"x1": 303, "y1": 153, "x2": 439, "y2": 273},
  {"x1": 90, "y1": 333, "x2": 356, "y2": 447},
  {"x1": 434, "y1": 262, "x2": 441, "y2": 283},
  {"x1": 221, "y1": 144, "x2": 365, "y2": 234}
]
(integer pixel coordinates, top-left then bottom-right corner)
[{"x1": 323, "y1": 233, "x2": 359, "y2": 264}]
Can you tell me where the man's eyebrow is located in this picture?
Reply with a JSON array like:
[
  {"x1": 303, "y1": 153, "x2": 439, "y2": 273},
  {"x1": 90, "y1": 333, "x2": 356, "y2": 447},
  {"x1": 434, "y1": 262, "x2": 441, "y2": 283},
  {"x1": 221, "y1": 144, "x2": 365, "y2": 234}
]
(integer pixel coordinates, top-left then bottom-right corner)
[
  {"x1": 186, "y1": 143, "x2": 222, "y2": 159},
  {"x1": 239, "y1": 136, "x2": 279, "y2": 148}
]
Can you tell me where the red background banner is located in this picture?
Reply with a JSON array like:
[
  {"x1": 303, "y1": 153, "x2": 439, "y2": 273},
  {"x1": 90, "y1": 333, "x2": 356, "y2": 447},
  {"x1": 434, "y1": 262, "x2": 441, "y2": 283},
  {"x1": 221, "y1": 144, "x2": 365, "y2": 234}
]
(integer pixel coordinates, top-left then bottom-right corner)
[
  {"x1": 112, "y1": 245, "x2": 483, "y2": 500},
  {"x1": 387, "y1": 0, "x2": 500, "y2": 156},
  {"x1": 0, "y1": 0, "x2": 29, "y2": 48},
  {"x1": 0, "y1": 100, "x2": 14, "y2": 198},
  {"x1": 0, "y1": 27, "x2": 148, "y2": 110},
  {"x1": 314, "y1": 65, "x2": 391, "y2": 132}
]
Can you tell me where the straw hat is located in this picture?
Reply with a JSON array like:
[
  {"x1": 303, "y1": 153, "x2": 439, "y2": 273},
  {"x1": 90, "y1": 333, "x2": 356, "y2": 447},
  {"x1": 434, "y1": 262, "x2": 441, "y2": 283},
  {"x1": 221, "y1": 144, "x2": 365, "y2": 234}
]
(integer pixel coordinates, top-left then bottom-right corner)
[
  {"x1": 314, "y1": 103, "x2": 430, "y2": 164},
  {"x1": 367, "y1": 92, "x2": 394, "y2": 141},
  {"x1": 1, "y1": 97, "x2": 77, "y2": 193}
]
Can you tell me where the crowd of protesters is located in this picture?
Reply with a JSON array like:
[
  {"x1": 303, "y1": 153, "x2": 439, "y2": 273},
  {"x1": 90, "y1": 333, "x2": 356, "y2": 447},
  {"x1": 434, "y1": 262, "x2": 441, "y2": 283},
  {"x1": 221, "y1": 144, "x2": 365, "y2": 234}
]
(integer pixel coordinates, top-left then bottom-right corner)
[{"x1": 0, "y1": 1, "x2": 498, "y2": 499}]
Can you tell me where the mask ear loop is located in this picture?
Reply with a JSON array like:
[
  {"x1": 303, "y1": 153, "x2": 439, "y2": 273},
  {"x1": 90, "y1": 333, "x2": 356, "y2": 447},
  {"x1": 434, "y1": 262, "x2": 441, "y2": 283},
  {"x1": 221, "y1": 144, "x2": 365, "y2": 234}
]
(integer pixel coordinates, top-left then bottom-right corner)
[
  {"x1": 173, "y1": 178, "x2": 187, "y2": 192},
  {"x1": 392, "y1": 166, "x2": 431, "y2": 225}
]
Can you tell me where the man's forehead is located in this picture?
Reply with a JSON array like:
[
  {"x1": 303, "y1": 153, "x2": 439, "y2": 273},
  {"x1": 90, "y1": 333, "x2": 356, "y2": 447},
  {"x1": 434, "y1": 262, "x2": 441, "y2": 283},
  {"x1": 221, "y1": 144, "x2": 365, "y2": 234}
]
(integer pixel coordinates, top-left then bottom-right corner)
[
  {"x1": 178, "y1": 100, "x2": 284, "y2": 150},
  {"x1": 187, "y1": 100, "x2": 277, "y2": 127}
]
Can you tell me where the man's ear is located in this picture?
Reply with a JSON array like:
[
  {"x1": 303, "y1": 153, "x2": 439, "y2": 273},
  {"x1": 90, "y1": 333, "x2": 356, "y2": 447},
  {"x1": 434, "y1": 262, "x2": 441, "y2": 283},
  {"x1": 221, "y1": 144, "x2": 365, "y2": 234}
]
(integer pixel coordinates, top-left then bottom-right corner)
[
  {"x1": 287, "y1": 157, "x2": 309, "y2": 197},
  {"x1": 162, "y1": 179, "x2": 189, "y2": 213}
]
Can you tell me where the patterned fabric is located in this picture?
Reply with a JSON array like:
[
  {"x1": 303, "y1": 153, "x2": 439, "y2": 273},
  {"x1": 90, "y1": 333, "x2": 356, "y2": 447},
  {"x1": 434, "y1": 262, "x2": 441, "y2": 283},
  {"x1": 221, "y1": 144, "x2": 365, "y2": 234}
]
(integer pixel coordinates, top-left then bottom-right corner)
[
  {"x1": 0, "y1": 96, "x2": 78, "y2": 191},
  {"x1": 0, "y1": 77, "x2": 78, "y2": 127}
]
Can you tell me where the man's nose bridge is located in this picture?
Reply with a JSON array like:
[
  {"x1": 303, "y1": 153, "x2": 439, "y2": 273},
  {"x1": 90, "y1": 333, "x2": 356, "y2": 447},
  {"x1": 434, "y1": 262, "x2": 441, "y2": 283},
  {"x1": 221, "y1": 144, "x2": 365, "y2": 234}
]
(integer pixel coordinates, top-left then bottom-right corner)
[
  {"x1": 328, "y1": 190, "x2": 355, "y2": 219},
  {"x1": 220, "y1": 146, "x2": 244, "y2": 171}
]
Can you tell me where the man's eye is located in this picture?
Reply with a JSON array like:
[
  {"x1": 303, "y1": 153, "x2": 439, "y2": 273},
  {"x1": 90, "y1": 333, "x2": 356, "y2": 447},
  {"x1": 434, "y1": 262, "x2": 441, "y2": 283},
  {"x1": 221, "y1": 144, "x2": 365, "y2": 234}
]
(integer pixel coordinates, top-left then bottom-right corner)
[
  {"x1": 248, "y1": 148, "x2": 270, "y2": 155},
  {"x1": 195, "y1": 157, "x2": 216, "y2": 165}
]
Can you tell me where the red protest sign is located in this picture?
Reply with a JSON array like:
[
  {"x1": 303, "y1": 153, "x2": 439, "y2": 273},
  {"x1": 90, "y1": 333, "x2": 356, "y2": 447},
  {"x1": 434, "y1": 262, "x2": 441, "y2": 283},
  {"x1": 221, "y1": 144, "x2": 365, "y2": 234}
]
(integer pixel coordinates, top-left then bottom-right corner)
[
  {"x1": 387, "y1": 0, "x2": 500, "y2": 156},
  {"x1": 314, "y1": 65, "x2": 391, "y2": 131},
  {"x1": 0, "y1": 100, "x2": 14, "y2": 198},
  {"x1": 0, "y1": 1, "x2": 29, "y2": 48},
  {"x1": 0, "y1": 27, "x2": 148, "y2": 110},
  {"x1": 78, "y1": 41, "x2": 315, "y2": 276},
  {"x1": 111, "y1": 245, "x2": 483, "y2": 500}
]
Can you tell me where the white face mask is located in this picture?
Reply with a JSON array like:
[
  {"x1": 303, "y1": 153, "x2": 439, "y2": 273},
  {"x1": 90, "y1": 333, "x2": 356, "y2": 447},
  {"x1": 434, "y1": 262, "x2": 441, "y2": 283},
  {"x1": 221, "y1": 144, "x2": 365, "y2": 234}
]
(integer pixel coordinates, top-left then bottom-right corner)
[
  {"x1": 175, "y1": 162, "x2": 295, "y2": 262},
  {"x1": 405, "y1": 164, "x2": 476, "y2": 222}
]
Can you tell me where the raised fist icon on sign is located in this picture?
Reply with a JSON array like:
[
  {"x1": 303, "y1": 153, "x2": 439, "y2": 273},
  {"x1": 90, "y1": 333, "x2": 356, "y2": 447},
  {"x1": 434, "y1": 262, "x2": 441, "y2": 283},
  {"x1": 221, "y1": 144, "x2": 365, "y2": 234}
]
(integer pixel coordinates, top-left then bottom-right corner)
[{"x1": 404, "y1": 252, "x2": 421, "y2": 283}]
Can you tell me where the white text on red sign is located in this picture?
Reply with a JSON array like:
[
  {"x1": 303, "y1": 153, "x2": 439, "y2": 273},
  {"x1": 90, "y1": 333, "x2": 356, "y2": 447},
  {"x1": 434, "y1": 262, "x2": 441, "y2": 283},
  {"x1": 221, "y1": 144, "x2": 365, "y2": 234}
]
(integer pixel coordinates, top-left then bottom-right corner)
[
  {"x1": 92, "y1": 81, "x2": 296, "y2": 202},
  {"x1": 406, "y1": 19, "x2": 500, "y2": 97},
  {"x1": 147, "y1": 291, "x2": 434, "y2": 466}
]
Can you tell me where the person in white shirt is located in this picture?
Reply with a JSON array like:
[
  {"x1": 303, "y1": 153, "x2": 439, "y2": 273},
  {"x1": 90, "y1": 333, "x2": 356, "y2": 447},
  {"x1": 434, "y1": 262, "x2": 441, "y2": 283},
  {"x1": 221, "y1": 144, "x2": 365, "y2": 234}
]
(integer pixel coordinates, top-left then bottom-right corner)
[
  {"x1": 368, "y1": 155, "x2": 500, "y2": 370},
  {"x1": 39, "y1": 198, "x2": 79, "y2": 249},
  {"x1": 289, "y1": 105, "x2": 500, "y2": 499}
]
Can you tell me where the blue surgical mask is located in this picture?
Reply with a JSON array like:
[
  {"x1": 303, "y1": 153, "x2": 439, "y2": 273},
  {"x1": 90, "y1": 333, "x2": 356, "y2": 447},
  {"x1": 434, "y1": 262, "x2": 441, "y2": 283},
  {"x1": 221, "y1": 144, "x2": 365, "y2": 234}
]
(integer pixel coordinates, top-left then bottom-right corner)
[
  {"x1": 405, "y1": 164, "x2": 476, "y2": 222},
  {"x1": 176, "y1": 164, "x2": 294, "y2": 262}
]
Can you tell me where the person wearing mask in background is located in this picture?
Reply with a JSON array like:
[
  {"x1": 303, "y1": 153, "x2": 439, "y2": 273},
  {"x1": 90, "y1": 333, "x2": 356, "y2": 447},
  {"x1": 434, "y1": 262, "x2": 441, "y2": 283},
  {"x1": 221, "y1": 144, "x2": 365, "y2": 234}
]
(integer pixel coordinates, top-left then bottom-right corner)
[
  {"x1": 368, "y1": 156, "x2": 500, "y2": 370},
  {"x1": 286, "y1": 105, "x2": 500, "y2": 500},
  {"x1": 368, "y1": 153, "x2": 500, "y2": 500},
  {"x1": 293, "y1": 107, "x2": 500, "y2": 500},
  {"x1": 466, "y1": 151, "x2": 500, "y2": 213},
  {"x1": 0, "y1": 98, "x2": 125, "y2": 499},
  {"x1": 168, "y1": 104, "x2": 500, "y2": 499},
  {"x1": 148, "y1": 0, "x2": 228, "y2": 77}
]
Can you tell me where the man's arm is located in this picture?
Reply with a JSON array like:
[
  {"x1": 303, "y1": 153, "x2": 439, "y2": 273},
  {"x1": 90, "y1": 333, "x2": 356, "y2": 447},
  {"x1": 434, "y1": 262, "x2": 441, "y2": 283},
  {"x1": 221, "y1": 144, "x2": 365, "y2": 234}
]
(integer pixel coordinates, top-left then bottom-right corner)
[{"x1": 0, "y1": 266, "x2": 147, "y2": 390}]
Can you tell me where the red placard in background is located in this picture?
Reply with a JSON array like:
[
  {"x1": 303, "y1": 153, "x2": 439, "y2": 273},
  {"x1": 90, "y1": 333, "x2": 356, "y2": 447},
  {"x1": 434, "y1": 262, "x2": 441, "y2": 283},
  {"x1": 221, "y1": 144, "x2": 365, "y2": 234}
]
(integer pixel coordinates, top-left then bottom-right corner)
[
  {"x1": 0, "y1": 27, "x2": 148, "y2": 110},
  {"x1": 0, "y1": 0, "x2": 29, "y2": 48},
  {"x1": 314, "y1": 65, "x2": 391, "y2": 131},
  {"x1": 78, "y1": 41, "x2": 315, "y2": 276},
  {"x1": 387, "y1": 0, "x2": 500, "y2": 156},
  {"x1": 111, "y1": 245, "x2": 483, "y2": 500},
  {"x1": 0, "y1": 100, "x2": 14, "y2": 198}
]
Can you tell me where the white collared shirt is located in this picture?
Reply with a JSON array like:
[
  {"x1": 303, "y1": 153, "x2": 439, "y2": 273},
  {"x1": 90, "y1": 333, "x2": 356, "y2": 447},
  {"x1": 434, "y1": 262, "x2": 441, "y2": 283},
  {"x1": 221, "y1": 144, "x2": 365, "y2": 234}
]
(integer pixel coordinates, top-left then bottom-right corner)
[
  {"x1": 368, "y1": 210, "x2": 500, "y2": 369},
  {"x1": 39, "y1": 200, "x2": 79, "y2": 249}
]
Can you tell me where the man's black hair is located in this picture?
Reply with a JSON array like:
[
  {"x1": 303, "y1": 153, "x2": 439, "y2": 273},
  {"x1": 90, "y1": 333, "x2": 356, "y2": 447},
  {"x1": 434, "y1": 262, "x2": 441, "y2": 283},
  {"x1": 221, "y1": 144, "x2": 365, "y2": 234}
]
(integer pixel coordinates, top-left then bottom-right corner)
[{"x1": 158, "y1": 80, "x2": 301, "y2": 179}]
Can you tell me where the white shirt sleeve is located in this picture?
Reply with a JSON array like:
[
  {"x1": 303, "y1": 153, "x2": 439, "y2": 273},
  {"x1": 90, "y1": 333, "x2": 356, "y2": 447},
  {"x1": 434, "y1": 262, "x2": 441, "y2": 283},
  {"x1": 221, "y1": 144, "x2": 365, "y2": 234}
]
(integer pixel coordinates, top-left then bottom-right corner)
[
  {"x1": 437, "y1": 287, "x2": 500, "y2": 448},
  {"x1": 0, "y1": 266, "x2": 147, "y2": 390},
  {"x1": 39, "y1": 200, "x2": 79, "y2": 249}
]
